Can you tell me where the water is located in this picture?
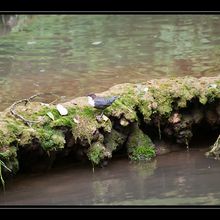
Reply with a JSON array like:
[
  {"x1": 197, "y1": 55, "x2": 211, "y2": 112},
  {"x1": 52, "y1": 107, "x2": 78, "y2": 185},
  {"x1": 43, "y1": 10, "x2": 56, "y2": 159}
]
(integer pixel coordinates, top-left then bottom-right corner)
[
  {"x1": 0, "y1": 15, "x2": 220, "y2": 205},
  {"x1": 1, "y1": 148, "x2": 220, "y2": 205},
  {"x1": 0, "y1": 15, "x2": 220, "y2": 110}
]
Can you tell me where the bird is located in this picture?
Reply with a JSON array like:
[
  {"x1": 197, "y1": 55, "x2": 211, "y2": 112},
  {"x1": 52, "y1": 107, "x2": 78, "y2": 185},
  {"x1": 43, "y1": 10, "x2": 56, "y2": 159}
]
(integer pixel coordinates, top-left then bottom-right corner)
[{"x1": 87, "y1": 93, "x2": 118, "y2": 119}]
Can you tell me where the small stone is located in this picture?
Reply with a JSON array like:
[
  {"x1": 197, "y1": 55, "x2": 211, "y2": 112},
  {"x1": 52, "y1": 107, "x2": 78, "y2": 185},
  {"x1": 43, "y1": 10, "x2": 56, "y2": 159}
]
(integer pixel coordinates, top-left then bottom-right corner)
[
  {"x1": 208, "y1": 83, "x2": 217, "y2": 89},
  {"x1": 102, "y1": 115, "x2": 108, "y2": 121},
  {"x1": 73, "y1": 118, "x2": 79, "y2": 124},
  {"x1": 169, "y1": 113, "x2": 181, "y2": 124},
  {"x1": 56, "y1": 104, "x2": 68, "y2": 116},
  {"x1": 143, "y1": 87, "x2": 149, "y2": 93},
  {"x1": 151, "y1": 102, "x2": 158, "y2": 109},
  {"x1": 96, "y1": 115, "x2": 103, "y2": 123},
  {"x1": 120, "y1": 117, "x2": 129, "y2": 126}
]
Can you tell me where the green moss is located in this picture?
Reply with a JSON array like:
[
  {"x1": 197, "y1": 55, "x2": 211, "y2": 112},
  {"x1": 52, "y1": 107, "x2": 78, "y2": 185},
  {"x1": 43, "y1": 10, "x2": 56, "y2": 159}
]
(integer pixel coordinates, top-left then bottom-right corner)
[
  {"x1": 81, "y1": 106, "x2": 96, "y2": 118},
  {"x1": 0, "y1": 121, "x2": 24, "y2": 147},
  {"x1": 34, "y1": 105, "x2": 98, "y2": 146},
  {"x1": 19, "y1": 128, "x2": 38, "y2": 145},
  {"x1": 104, "y1": 129, "x2": 127, "y2": 153},
  {"x1": 149, "y1": 86, "x2": 173, "y2": 117},
  {"x1": 177, "y1": 85, "x2": 198, "y2": 108},
  {"x1": 0, "y1": 147, "x2": 19, "y2": 174},
  {"x1": 199, "y1": 84, "x2": 219, "y2": 105},
  {"x1": 206, "y1": 86, "x2": 220, "y2": 103},
  {"x1": 71, "y1": 106, "x2": 112, "y2": 144},
  {"x1": 138, "y1": 99, "x2": 152, "y2": 121},
  {"x1": 51, "y1": 116, "x2": 74, "y2": 127},
  {"x1": 127, "y1": 123, "x2": 155, "y2": 161},
  {"x1": 106, "y1": 92, "x2": 138, "y2": 121},
  {"x1": 7, "y1": 123, "x2": 22, "y2": 135},
  {"x1": 199, "y1": 95, "x2": 208, "y2": 105},
  {"x1": 37, "y1": 106, "x2": 107, "y2": 145},
  {"x1": 36, "y1": 128, "x2": 65, "y2": 151},
  {"x1": 129, "y1": 145, "x2": 156, "y2": 161},
  {"x1": 87, "y1": 142, "x2": 110, "y2": 165}
]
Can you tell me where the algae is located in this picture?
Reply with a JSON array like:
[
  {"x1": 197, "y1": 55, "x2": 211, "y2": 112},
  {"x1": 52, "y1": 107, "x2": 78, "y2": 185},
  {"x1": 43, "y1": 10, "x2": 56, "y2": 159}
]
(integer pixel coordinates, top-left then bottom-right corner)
[
  {"x1": 126, "y1": 123, "x2": 156, "y2": 161},
  {"x1": 87, "y1": 142, "x2": 111, "y2": 165}
]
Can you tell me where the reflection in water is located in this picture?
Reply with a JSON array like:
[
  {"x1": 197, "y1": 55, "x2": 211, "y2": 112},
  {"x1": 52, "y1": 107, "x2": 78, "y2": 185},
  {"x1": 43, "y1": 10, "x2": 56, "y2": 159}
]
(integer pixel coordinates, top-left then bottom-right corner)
[
  {"x1": 91, "y1": 160, "x2": 157, "y2": 204},
  {"x1": 0, "y1": 15, "x2": 18, "y2": 36},
  {"x1": 0, "y1": 15, "x2": 220, "y2": 110},
  {"x1": 1, "y1": 149, "x2": 220, "y2": 205}
]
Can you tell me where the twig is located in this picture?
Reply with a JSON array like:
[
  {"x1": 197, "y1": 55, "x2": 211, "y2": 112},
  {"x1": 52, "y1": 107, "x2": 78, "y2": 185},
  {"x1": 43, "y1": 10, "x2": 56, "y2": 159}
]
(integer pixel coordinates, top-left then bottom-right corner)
[
  {"x1": 10, "y1": 99, "x2": 39, "y2": 126},
  {"x1": 9, "y1": 92, "x2": 59, "y2": 126}
]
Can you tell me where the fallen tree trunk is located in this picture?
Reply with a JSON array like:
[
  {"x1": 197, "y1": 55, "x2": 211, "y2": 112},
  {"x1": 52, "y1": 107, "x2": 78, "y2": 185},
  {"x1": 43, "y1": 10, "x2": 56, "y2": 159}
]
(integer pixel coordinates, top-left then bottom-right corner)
[{"x1": 0, "y1": 76, "x2": 219, "y2": 178}]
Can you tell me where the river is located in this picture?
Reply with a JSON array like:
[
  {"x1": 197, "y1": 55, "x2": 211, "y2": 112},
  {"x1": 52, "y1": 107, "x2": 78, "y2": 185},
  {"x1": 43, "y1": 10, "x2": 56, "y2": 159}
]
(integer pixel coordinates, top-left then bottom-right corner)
[
  {"x1": 0, "y1": 15, "x2": 220, "y2": 205},
  {"x1": 1, "y1": 148, "x2": 220, "y2": 205},
  {"x1": 0, "y1": 15, "x2": 220, "y2": 110}
]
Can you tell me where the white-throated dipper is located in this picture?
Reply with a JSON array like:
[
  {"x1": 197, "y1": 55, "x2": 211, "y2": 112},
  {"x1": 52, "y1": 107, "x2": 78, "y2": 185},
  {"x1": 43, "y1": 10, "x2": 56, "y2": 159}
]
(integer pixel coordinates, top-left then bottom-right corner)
[{"x1": 87, "y1": 93, "x2": 118, "y2": 119}]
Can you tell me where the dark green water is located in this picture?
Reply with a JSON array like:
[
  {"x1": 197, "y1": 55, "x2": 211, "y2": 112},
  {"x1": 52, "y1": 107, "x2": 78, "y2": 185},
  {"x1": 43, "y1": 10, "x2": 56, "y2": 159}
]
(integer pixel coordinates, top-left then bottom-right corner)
[{"x1": 0, "y1": 15, "x2": 220, "y2": 110}]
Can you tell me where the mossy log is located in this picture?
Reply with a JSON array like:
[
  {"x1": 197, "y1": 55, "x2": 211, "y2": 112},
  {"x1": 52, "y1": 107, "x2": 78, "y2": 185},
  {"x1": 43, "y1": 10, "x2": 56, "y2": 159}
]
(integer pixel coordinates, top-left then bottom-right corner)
[{"x1": 0, "y1": 76, "x2": 219, "y2": 177}]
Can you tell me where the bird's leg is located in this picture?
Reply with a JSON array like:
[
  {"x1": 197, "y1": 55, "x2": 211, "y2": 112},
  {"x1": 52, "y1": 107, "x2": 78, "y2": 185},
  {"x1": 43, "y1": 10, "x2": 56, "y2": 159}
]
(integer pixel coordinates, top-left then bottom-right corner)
[
  {"x1": 96, "y1": 110, "x2": 104, "y2": 123},
  {"x1": 100, "y1": 110, "x2": 104, "y2": 118}
]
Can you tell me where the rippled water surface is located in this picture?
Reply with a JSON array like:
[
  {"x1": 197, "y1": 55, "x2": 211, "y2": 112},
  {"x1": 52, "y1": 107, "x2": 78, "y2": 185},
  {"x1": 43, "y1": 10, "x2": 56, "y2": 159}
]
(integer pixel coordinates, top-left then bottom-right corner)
[
  {"x1": 0, "y1": 15, "x2": 220, "y2": 110},
  {"x1": 1, "y1": 149, "x2": 220, "y2": 205}
]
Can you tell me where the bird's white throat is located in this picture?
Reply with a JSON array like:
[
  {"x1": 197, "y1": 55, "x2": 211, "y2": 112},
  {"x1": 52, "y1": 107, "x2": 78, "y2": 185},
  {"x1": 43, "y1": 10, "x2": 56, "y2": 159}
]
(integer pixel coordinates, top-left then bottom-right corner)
[{"x1": 88, "y1": 96, "x2": 95, "y2": 107}]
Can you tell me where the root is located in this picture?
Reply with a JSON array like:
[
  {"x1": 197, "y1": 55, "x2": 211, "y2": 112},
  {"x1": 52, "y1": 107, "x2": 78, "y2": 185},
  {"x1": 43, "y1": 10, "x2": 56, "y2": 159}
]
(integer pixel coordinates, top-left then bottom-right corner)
[{"x1": 9, "y1": 92, "x2": 59, "y2": 127}]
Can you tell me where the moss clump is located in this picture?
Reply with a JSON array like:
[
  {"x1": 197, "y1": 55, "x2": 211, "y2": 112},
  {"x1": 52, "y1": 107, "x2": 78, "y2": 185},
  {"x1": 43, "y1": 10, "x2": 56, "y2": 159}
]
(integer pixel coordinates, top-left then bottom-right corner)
[
  {"x1": 206, "y1": 135, "x2": 220, "y2": 159},
  {"x1": 148, "y1": 77, "x2": 202, "y2": 116},
  {"x1": 203, "y1": 84, "x2": 220, "y2": 104},
  {"x1": 71, "y1": 106, "x2": 112, "y2": 145},
  {"x1": 199, "y1": 81, "x2": 220, "y2": 105},
  {"x1": 129, "y1": 145, "x2": 156, "y2": 161},
  {"x1": 0, "y1": 146, "x2": 19, "y2": 174},
  {"x1": 104, "y1": 129, "x2": 127, "y2": 153},
  {"x1": 20, "y1": 128, "x2": 38, "y2": 145},
  {"x1": 51, "y1": 117, "x2": 74, "y2": 128},
  {"x1": 174, "y1": 80, "x2": 199, "y2": 108},
  {"x1": 127, "y1": 123, "x2": 155, "y2": 161},
  {"x1": 87, "y1": 142, "x2": 111, "y2": 165},
  {"x1": 149, "y1": 86, "x2": 173, "y2": 117},
  {"x1": 0, "y1": 120, "x2": 24, "y2": 147},
  {"x1": 20, "y1": 126, "x2": 65, "y2": 151},
  {"x1": 106, "y1": 91, "x2": 138, "y2": 122},
  {"x1": 19, "y1": 103, "x2": 112, "y2": 149},
  {"x1": 36, "y1": 128, "x2": 65, "y2": 151},
  {"x1": 0, "y1": 120, "x2": 22, "y2": 175},
  {"x1": 138, "y1": 98, "x2": 153, "y2": 121}
]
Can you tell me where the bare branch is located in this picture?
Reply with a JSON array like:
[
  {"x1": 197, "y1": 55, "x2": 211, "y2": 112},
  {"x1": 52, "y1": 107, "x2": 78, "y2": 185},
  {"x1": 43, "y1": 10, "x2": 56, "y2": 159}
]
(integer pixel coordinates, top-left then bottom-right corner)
[{"x1": 9, "y1": 92, "x2": 59, "y2": 126}]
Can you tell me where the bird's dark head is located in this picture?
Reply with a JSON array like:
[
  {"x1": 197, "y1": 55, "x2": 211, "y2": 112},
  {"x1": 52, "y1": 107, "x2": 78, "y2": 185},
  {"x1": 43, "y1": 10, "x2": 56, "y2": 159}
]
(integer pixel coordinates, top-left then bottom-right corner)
[{"x1": 87, "y1": 93, "x2": 97, "y2": 100}]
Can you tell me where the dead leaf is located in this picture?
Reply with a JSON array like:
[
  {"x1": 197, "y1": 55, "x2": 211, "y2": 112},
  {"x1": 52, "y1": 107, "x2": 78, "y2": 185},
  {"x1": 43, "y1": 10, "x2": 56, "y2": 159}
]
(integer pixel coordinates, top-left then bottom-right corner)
[{"x1": 47, "y1": 112, "x2": 55, "y2": 121}]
